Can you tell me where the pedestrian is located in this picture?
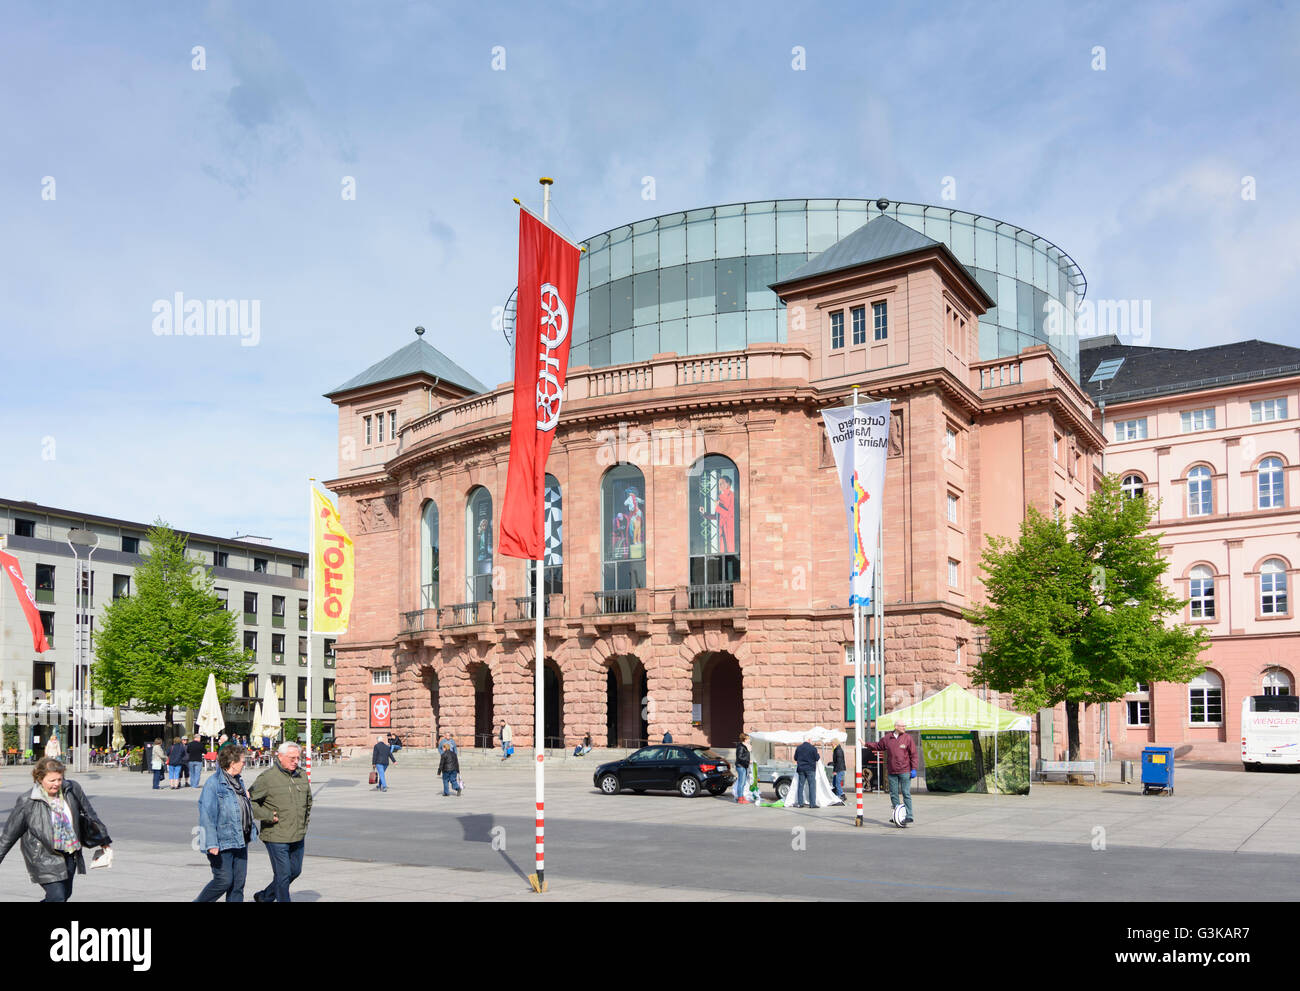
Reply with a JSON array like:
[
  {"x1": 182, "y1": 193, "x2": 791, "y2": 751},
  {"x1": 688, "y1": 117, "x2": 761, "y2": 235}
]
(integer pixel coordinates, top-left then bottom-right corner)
[
  {"x1": 830, "y1": 740, "x2": 847, "y2": 799},
  {"x1": 500, "y1": 723, "x2": 512, "y2": 760},
  {"x1": 150, "y1": 737, "x2": 166, "y2": 790},
  {"x1": 574, "y1": 733, "x2": 592, "y2": 757},
  {"x1": 372, "y1": 735, "x2": 392, "y2": 792},
  {"x1": 733, "y1": 733, "x2": 752, "y2": 803},
  {"x1": 437, "y1": 731, "x2": 458, "y2": 753},
  {"x1": 662, "y1": 730, "x2": 673, "y2": 744},
  {"x1": 167, "y1": 736, "x2": 187, "y2": 790},
  {"x1": 0, "y1": 757, "x2": 112, "y2": 902},
  {"x1": 863, "y1": 720, "x2": 919, "y2": 825},
  {"x1": 194, "y1": 744, "x2": 257, "y2": 902},
  {"x1": 793, "y1": 736, "x2": 819, "y2": 808},
  {"x1": 217, "y1": 733, "x2": 228, "y2": 748},
  {"x1": 438, "y1": 742, "x2": 462, "y2": 796},
  {"x1": 388, "y1": 733, "x2": 403, "y2": 761},
  {"x1": 187, "y1": 734, "x2": 206, "y2": 789},
  {"x1": 45, "y1": 733, "x2": 62, "y2": 760},
  {"x1": 249, "y1": 742, "x2": 312, "y2": 902}
]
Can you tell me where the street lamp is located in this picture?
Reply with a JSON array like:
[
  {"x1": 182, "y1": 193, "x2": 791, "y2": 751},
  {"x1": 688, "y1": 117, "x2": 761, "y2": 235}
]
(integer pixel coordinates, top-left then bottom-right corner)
[{"x1": 66, "y1": 528, "x2": 99, "y2": 774}]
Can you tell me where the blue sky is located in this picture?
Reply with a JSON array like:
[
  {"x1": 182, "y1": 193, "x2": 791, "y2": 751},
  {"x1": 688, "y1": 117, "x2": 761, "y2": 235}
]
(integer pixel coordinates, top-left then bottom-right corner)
[{"x1": 2, "y1": 0, "x2": 1296, "y2": 548}]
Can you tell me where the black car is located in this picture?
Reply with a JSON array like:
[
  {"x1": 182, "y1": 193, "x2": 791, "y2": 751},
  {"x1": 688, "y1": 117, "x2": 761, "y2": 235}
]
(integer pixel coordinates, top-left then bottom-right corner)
[{"x1": 594, "y1": 745, "x2": 735, "y2": 798}]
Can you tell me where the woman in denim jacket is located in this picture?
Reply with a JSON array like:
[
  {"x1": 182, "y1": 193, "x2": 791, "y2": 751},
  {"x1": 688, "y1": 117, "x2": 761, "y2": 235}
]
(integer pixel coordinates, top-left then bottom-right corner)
[{"x1": 195, "y1": 744, "x2": 258, "y2": 902}]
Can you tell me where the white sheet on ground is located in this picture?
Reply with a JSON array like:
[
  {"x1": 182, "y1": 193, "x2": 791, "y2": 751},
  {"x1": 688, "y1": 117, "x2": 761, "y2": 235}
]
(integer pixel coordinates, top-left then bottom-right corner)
[{"x1": 783, "y1": 762, "x2": 844, "y2": 808}]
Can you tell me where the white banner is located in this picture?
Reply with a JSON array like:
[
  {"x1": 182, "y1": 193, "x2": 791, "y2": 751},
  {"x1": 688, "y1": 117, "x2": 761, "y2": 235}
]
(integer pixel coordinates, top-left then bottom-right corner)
[{"x1": 821, "y1": 401, "x2": 891, "y2": 606}]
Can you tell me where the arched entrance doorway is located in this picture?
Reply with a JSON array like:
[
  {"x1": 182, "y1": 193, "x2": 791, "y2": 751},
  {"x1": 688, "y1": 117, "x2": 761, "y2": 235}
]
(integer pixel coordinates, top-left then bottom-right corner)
[
  {"x1": 544, "y1": 662, "x2": 563, "y2": 748},
  {"x1": 604, "y1": 655, "x2": 649, "y2": 748},
  {"x1": 471, "y1": 665, "x2": 494, "y2": 749},
  {"x1": 694, "y1": 652, "x2": 743, "y2": 748},
  {"x1": 422, "y1": 669, "x2": 440, "y2": 747}
]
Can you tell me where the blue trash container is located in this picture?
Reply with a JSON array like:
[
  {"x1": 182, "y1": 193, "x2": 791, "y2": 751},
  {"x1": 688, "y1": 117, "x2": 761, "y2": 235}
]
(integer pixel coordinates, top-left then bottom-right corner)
[{"x1": 1141, "y1": 746, "x2": 1175, "y2": 795}]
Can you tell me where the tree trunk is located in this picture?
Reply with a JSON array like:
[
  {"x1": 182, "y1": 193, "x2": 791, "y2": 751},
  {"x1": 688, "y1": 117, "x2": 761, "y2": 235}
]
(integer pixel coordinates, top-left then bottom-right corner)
[
  {"x1": 164, "y1": 703, "x2": 174, "y2": 741},
  {"x1": 1065, "y1": 700, "x2": 1083, "y2": 783}
]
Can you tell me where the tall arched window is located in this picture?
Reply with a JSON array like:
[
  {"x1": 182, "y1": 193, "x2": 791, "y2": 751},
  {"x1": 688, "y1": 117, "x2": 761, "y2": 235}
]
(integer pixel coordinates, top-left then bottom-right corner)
[
  {"x1": 1258, "y1": 457, "x2": 1284, "y2": 509},
  {"x1": 466, "y1": 487, "x2": 493, "y2": 602},
  {"x1": 528, "y1": 475, "x2": 563, "y2": 605},
  {"x1": 1263, "y1": 669, "x2": 1293, "y2": 696},
  {"x1": 689, "y1": 455, "x2": 740, "y2": 607},
  {"x1": 1189, "y1": 565, "x2": 1214, "y2": 619},
  {"x1": 420, "y1": 500, "x2": 439, "y2": 609},
  {"x1": 600, "y1": 465, "x2": 646, "y2": 610},
  {"x1": 1188, "y1": 671, "x2": 1223, "y2": 725},
  {"x1": 1187, "y1": 466, "x2": 1212, "y2": 516},
  {"x1": 1260, "y1": 558, "x2": 1288, "y2": 615},
  {"x1": 1121, "y1": 473, "x2": 1145, "y2": 499}
]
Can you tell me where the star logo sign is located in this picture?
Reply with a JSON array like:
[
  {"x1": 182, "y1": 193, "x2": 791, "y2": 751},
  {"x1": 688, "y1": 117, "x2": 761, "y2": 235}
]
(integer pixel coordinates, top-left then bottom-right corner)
[{"x1": 372, "y1": 697, "x2": 390, "y2": 721}]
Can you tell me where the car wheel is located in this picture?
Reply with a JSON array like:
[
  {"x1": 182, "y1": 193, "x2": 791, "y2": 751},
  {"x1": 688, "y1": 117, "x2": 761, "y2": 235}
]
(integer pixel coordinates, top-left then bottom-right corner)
[
  {"x1": 678, "y1": 776, "x2": 699, "y2": 798},
  {"x1": 599, "y1": 773, "x2": 620, "y2": 795},
  {"x1": 776, "y1": 780, "x2": 790, "y2": 800}
]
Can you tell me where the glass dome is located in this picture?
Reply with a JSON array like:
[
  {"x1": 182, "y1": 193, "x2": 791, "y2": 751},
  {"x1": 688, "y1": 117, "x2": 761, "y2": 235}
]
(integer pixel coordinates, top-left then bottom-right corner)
[{"x1": 568, "y1": 199, "x2": 1086, "y2": 381}]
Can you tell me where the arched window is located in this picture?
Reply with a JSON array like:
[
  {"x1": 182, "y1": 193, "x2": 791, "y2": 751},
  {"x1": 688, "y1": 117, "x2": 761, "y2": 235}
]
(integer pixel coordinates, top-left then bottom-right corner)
[
  {"x1": 600, "y1": 465, "x2": 646, "y2": 609},
  {"x1": 1260, "y1": 558, "x2": 1288, "y2": 615},
  {"x1": 528, "y1": 475, "x2": 563, "y2": 605},
  {"x1": 420, "y1": 500, "x2": 439, "y2": 610},
  {"x1": 1263, "y1": 669, "x2": 1293, "y2": 696},
  {"x1": 689, "y1": 455, "x2": 741, "y2": 607},
  {"x1": 1121, "y1": 473, "x2": 1145, "y2": 499},
  {"x1": 1258, "y1": 457, "x2": 1284, "y2": 509},
  {"x1": 1187, "y1": 466, "x2": 1212, "y2": 516},
  {"x1": 466, "y1": 487, "x2": 493, "y2": 603},
  {"x1": 1189, "y1": 565, "x2": 1214, "y2": 620},
  {"x1": 1188, "y1": 671, "x2": 1223, "y2": 725}
]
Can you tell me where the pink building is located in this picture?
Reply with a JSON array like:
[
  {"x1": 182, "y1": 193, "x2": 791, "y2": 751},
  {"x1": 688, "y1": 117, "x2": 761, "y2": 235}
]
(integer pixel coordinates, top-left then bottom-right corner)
[
  {"x1": 323, "y1": 214, "x2": 1107, "y2": 759},
  {"x1": 1080, "y1": 336, "x2": 1300, "y2": 762}
]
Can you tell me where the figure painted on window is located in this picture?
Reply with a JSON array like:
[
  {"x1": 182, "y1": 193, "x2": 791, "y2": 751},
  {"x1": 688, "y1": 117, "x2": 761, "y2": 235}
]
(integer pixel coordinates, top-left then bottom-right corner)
[
  {"x1": 621, "y1": 486, "x2": 645, "y2": 560},
  {"x1": 475, "y1": 516, "x2": 493, "y2": 575},
  {"x1": 697, "y1": 473, "x2": 736, "y2": 554}
]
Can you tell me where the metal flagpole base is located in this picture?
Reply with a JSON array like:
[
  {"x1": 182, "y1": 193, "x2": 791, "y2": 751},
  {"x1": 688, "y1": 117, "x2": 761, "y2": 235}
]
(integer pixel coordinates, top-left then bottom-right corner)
[{"x1": 529, "y1": 872, "x2": 547, "y2": 893}]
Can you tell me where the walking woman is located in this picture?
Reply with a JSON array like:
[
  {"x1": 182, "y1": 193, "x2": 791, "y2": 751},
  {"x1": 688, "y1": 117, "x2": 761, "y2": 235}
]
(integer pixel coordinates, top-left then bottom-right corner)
[
  {"x1": 438, "y1": 742, "x2": 462, "y2": 796},
  {"x1": 167, "y1": 736, "x2": 186, "y2": 790},
  {"x1": 151, "y1": 738, "x2": 166, "y2": 790},
  {"x1": 195, "y1": 744, "x2": 257, "y2": 902},
  {"x1": 0, "y1": 757, "x2": 112, "y2": 902}
]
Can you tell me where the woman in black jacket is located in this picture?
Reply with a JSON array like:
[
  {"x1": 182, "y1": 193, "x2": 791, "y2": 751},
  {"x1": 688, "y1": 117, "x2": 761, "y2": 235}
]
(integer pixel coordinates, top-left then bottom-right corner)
[
  {"x1": 167, "y1": 737, "x2": 187, "y2": 790},
  {"x1": 0, "y1": 757, "x2": 112, "y2": 902}
]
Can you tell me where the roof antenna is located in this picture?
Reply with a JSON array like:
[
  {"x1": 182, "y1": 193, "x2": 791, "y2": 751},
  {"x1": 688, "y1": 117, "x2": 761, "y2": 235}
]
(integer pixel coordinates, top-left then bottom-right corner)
[{"x1": 415, "y1": 325, "x2": 425, "y2": 337}]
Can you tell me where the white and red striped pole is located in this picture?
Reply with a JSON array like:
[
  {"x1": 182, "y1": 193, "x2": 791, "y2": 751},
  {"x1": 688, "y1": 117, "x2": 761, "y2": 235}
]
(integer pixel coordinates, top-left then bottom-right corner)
[{"x1": 853, "y1": 388, "x2": 864, "y2": 827}]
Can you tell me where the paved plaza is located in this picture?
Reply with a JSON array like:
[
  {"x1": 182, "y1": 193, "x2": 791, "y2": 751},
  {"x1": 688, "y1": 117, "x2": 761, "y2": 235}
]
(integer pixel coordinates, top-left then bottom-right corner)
[{"x1": 0, "y1": 756, "x2": 1296, "y2": 901}]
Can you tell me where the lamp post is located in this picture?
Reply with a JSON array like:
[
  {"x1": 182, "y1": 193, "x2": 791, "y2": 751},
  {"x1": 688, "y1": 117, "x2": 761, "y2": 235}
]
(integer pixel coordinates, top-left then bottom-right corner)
[{"x1": 66, "y1": 528, "x2": 99, "y2": 774}]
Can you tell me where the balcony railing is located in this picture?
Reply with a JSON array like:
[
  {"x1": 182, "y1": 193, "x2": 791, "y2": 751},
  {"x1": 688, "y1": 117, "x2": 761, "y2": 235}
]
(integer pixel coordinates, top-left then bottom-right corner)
[
  {"x1": 421, "y1": 583, "x2": 439, "y2": 611},
  {"x1": 401, "y1": 609, "x2": 436, "y2": 634},
  {"x1": 510, "y1": 594, "x2": 562, "y2": 621},
  {"x1": 440, "y1": 601, "x2": 494, "y2": 627},
  {"x1": 688, "y1": 583, "x2": 735, "y2": 609},
  {"x1": 36, "y1": 589, "x2": 54, "y2": 605},
  {"x1": 591, "y1": 589, "x2": 638, "y2": 615},
  {"x1": 272, "y1": 654, "x2": 285, "y2": 666},
  {"x1": 272, "y1": 615, "x2": 285, "y2": 628}
]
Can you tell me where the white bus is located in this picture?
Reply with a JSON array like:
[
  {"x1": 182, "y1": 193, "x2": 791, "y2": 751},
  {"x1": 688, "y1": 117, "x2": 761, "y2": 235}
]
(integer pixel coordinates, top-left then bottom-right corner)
[{"x1": 1241, "y1": 695, "x2": 1300, "y2": 771}]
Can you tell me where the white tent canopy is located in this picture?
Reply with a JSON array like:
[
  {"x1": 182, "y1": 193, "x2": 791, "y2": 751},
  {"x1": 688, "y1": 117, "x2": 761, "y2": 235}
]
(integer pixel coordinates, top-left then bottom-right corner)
[{"x1": 749, "y1": 726, "x2": 848, "y2": 746}]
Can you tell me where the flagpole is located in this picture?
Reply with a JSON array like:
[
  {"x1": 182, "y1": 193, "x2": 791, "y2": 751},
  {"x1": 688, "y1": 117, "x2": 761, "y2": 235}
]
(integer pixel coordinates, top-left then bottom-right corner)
[
  {"x1": 852, "y1": 388, "x2": 864, "y2": 827},
  {"x1": 533, "y1": 176, "x2": 553, "y2": 893},
  {"x1": 306, "y1": 478, "x2": 315, "y2": 781}
]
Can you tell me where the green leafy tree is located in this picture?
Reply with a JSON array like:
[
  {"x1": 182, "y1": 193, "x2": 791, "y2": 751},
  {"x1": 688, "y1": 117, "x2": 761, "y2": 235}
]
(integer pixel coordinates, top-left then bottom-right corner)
[
  {"x1": 310, "y1": 719, "x2": 324, "y2": 748},
  {"x1": 92, "y1": 522, "x2": 251, "y2": 738},
  {"x1": 965, "y1": 475, "x2": 1208, "y2": 763}
]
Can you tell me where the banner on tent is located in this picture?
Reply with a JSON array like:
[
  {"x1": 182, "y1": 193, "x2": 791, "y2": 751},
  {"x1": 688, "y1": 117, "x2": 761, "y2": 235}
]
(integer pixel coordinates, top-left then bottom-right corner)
[{"x1": 921, "y1": 731, "x2": 1030, "y2": 795}]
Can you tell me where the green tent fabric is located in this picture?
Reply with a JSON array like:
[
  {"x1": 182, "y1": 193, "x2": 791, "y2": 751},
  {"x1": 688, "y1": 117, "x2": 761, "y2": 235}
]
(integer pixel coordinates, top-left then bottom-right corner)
[{"x1": 876, "y1": 684, "x2": 1031, "y2": 732}]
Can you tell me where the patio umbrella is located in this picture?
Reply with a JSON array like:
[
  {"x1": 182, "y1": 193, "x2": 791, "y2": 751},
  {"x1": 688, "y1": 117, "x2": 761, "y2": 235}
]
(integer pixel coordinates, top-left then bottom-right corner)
[
  {"x1": 260, "y1": 678, "x2": 283, "y2": 746},
  {"x1": 251, "y1": 702, "x2": 264, "y2": 746},
  {"x1": 196, "y1": 674, "x2": 225, "y2": 749}
]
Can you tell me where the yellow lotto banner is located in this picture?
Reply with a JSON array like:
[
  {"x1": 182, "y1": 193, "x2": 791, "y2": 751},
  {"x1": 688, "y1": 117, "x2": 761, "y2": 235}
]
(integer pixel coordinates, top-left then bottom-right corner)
[{"x1": 312, "y1": 487, "x2": 354, "y2": 634}]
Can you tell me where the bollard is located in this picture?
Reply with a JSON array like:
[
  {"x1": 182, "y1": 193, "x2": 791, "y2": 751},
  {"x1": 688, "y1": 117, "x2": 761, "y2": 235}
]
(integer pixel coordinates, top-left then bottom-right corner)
[{"x1": 1120, "y1": 759, "x2": 1134, "y2": 782}]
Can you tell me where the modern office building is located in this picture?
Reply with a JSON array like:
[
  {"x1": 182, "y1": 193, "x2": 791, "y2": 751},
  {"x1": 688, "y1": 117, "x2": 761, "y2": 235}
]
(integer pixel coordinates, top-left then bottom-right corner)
[
  {"x1": 323, "y1": 198, "x2": 1296, "y2": 764},
  {"x1": 0, "y1": 500, "x2": 336, "y2": 751}
]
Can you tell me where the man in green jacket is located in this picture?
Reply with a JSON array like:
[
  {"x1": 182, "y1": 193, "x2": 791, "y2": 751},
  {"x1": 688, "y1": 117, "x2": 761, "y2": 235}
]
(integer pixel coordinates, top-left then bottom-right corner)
[{"x1": 249, "y1": 742, "x2": 312, "y2": 902}]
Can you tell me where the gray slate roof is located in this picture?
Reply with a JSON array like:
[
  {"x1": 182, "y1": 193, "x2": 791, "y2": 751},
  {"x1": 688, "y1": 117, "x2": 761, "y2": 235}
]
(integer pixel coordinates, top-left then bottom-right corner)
[
  {"x1": 770, "y1": 215, "x2": 995, "y2": 306},
  {"x1": 1079, "y1": 336, "x2": 1300, "y2": 403},
  {"x1": 327, "y1": 337, "x2": 489, "y2": 397}
]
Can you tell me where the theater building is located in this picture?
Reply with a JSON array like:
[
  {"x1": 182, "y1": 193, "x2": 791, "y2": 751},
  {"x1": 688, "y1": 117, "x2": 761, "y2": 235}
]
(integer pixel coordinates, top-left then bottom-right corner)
[{"x1": 325, "y1": 199, "x2": 1115, "y2": 755}]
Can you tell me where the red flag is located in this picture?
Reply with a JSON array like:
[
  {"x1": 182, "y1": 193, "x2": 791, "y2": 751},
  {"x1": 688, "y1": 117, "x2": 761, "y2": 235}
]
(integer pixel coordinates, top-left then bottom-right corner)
[
  {"x1": 500, "y1": 209, "x2": 580, "y2": 560},
  {"x1": 0, "y1": 550, "x2": 51, "y2": 653}
]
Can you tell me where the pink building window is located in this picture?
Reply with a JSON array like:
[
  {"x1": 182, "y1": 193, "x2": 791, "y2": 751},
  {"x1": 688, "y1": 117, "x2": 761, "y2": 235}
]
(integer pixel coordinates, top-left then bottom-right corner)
[
  {"x1": 1121, "y1": 473, "x2": 1145, "y2": 499},
  {"x1": 1189, "y1": 566, "x2": 1215, "y2": 619},
  {"x1": 1258, "y1": 457, "x2": 1284, "y2": 509},
  {"x1": 1260, "y1": 559, "x2": 1288, "y2": 615},
  {"x1": 1187, "y1": 466, "x2": 1213, "y2": 516}
]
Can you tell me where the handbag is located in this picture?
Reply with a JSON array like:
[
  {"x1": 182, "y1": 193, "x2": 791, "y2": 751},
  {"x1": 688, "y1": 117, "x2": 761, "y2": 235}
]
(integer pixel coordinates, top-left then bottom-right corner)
[{"x1": 368, "y1": 769, "x2": 378, "y2": 785}]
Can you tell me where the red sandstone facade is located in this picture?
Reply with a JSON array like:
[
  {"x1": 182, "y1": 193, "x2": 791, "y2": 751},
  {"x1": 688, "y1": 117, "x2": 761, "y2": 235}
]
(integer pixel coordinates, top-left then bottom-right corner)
[{"x1": 325, "y1": 235, "x2": 1108, "y2": 760}]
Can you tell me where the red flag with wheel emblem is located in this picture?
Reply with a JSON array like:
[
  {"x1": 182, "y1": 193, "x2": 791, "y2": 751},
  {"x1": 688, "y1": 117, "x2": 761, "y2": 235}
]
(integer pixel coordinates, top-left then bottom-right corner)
[{"x1": 500, "y1": 208, "x2": 580, "y2": 560}]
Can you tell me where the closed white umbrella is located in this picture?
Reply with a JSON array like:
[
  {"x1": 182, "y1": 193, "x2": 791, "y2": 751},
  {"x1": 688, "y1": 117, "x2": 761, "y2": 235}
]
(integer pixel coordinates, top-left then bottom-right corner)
[
  {"x1": 260, "y1": 678, "x2": 282, "y2": 744},
  {"x1": 197, "y1": 674, "x2": 225, "y2": 748},
  {"x1": 251, "y1": 702, "x2": 264, "y2": 746}
]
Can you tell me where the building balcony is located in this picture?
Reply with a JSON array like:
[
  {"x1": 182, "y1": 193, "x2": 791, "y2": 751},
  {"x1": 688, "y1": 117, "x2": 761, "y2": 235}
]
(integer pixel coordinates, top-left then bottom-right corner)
[
  {"x1": 506, "y1": 594, "x2": 565, "y2": 623},
  {"x1": 299, "y1": 617, "x2": 308, "y2": 631},
  {"x1": 272, "y1": 615, "x2": 285, "y2": 629},
  {"x1": 36, "y1": 588, "x2": 54, "y2": 605},
  {"x1": 243, "y1": 612, "x2": 257, "y2": 626},
  {"x1": 271, "y1": 654, "x2": 284, "y2": 665},
  {"x1": 439, "y1": 601, "x2": 495, "y2": 629}
]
